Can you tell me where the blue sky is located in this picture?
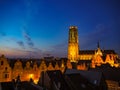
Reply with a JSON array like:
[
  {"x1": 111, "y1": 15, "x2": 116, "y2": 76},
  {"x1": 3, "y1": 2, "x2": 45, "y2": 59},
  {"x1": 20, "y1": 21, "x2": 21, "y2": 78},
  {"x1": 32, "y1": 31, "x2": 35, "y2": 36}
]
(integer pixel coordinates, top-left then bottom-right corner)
[{"x1": 0, "y1": 0, "x2": 120, "y2": 58}]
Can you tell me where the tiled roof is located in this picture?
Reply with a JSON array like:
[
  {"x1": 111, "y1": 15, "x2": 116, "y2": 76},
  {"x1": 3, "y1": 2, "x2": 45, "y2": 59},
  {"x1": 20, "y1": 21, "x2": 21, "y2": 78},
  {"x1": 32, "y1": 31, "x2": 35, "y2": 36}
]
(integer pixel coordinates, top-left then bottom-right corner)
[
  {"x1": 90, "y1": 66, "x2": 120, "y2": 81},
  {"x1": 66, "y1": 74, "x2": 93, "y2": 89},
  {"x1": 103, "y1": 50, "x2": 116, "y2": 54},
  {"x1": 79, "y1": 50, "x2": 95, "y2": 55},
  {"x1": 65, "y1": 69, "x2": 103, "y2": 86},
  {"x1": 79, "y1": 50, "x2": 116, "y2": 55}
]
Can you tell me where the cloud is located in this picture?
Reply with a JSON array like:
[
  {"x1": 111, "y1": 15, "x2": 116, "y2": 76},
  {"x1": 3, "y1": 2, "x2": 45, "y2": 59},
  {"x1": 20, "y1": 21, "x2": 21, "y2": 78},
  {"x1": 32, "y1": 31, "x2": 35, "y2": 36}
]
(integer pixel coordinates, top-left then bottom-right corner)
[
  {"x1": 21, "y1": 28, "x2": 43, "y2": 57},
  {"x1": 23, "y1": 30, "x2": 34, "y2": 48},
  {"x1": 4, "y1": 37, "x2": 26, "y2": 49},
  {"x1": 0, "y1": 47, "x2": 27, "y2": 58},
  {"x1": 23, "y1": 30, "x2": 31, "y2": 41},
  {"x1": 27, "y1": 42, "x2": 34, "y2": 47},
  {"x1": 17, "y1": 41, "x2": 25, "y2": 49},
  {"x1": 0, "y1": 29, "x2": 42, "y2": 58},
  {"x1": 3, "y1": 36, "x2": 26, "y2": 49},
  {"x1": 0, "y1": 46, "x2": 42, "y2": 58},
  {"x1": 20, "y1": 47, "x2": 42, "y2": 58}
]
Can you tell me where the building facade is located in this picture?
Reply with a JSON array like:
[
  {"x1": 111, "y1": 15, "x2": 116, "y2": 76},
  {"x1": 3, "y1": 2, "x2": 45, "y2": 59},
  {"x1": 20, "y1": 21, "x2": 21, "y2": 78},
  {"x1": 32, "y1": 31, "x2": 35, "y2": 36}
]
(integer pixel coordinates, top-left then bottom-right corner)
[{"x1": 0, "y1": 55, "x2": 66, "y2": 83}]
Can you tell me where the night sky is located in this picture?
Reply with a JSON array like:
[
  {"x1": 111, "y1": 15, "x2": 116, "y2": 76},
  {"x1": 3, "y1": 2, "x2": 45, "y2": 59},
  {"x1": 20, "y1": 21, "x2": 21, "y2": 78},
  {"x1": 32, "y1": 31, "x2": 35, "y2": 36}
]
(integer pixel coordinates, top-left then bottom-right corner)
[{"x1": 0, "y1": 0, "x2": 120, "y2": 58}]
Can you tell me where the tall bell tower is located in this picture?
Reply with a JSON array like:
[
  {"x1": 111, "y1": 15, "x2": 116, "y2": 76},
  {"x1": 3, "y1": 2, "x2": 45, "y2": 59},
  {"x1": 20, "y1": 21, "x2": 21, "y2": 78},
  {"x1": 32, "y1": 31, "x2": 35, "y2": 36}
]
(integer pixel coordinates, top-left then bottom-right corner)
[{"x1": 68, "y1": 26, "x2": 79, "y2": 62}]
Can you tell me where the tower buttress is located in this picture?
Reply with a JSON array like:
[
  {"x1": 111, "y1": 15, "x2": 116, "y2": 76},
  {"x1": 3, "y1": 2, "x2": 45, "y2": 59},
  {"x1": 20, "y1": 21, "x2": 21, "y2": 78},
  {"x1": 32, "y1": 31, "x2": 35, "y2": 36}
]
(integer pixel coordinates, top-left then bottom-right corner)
[{"x1": 68, "y1": 26, "x2": 79, "y2": 62}]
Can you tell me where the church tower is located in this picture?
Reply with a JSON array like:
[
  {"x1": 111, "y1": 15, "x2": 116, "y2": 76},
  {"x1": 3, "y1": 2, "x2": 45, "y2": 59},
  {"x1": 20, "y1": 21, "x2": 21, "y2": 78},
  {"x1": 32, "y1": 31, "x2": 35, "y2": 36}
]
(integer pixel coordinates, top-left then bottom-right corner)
[{"x1": 68, "y1": 26, "x2": 79, "y2": 62}]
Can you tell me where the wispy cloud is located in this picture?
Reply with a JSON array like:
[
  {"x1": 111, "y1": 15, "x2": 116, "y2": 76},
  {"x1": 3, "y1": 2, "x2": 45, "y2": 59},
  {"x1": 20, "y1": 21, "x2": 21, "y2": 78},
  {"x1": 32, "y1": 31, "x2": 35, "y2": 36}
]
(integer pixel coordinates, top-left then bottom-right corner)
[
  {"x1": 21, "y1": 28, "x2": 43, "y2": 57},
  {"x1": 0, "y1": 46, "x2": 42, "y2": 58},
  {"x1": 5, "y1": 37, "x2": 26, "y2": 49},
  {"x1": 27, "y1": 42, "x2": 34, "y2": 47},
  {"x1": 17, "y1": 41, "x2": 25, "y2": 49},
  {"x1": 23, "y1": 30, "x2": 34, "y2": 48}
]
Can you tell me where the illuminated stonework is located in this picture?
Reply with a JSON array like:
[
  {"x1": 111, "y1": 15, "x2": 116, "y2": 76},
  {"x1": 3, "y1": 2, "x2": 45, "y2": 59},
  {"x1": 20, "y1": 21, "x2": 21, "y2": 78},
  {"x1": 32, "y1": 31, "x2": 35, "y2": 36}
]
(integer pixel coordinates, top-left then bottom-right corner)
[
  {"x1": 68, "y1": 26, "x2": 79, "y2": 62},
  {"x1": 68, "y1": 26, "x2": 119, "y2": 67},
  {"x1": 91, "y1": 53, "x2": 119, "y2": 68}
]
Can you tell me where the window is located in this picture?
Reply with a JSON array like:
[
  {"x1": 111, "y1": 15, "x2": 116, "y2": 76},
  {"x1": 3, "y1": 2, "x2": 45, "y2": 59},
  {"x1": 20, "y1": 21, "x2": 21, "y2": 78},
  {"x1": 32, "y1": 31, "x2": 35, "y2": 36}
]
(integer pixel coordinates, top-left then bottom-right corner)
[
  {"x1": 5, "y1": 74, "x2": 9, "y2": 78},
  {"x1": 1, "y1": 61, "x2": 3, "y2": 65},
  {"x1": 5, "y1": 67, "x2": 7, "y2": 70}
]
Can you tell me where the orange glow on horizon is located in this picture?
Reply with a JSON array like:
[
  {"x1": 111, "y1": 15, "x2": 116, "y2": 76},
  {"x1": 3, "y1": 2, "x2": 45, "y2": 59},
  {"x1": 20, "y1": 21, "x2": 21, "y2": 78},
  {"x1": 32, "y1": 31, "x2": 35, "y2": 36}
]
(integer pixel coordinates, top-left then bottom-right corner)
[{"x1": 0, "y1": 47, "x2": 30, "y2": 57}]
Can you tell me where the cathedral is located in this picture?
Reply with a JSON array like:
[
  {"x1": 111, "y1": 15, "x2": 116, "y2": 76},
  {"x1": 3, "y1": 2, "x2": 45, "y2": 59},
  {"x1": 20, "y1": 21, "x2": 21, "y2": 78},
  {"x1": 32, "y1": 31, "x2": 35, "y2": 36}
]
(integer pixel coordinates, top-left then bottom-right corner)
[{"x1": 68, "y1": 26, "x2": 119, "y2": 67}]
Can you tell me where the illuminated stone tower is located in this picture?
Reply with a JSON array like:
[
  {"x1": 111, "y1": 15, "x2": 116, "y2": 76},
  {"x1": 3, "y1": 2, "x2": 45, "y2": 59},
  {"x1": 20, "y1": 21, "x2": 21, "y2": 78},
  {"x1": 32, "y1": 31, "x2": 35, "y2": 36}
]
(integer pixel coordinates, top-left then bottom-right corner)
[{"x1": 68, "y1": 26, "x2": 79, "y2": 62}]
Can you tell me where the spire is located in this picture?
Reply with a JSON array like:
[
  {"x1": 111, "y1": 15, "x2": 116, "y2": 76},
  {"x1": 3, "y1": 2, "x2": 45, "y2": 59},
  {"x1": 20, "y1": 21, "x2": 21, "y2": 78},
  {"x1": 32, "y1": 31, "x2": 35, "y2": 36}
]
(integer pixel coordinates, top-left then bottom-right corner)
[
  {"x1": 96, "y1": 41, "x2": 103, "y2": 56},
  {"x1": 97, "y1": 41, "x2": 100, "y2": 48}
]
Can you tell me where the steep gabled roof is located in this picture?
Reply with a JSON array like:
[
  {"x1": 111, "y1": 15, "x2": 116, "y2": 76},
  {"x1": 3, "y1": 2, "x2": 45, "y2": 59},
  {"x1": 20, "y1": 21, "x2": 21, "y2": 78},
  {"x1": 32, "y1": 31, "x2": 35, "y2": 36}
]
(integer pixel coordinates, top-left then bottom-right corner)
[{"x1": 46, "y1": 70, "x2": 72, "y2": 90}]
